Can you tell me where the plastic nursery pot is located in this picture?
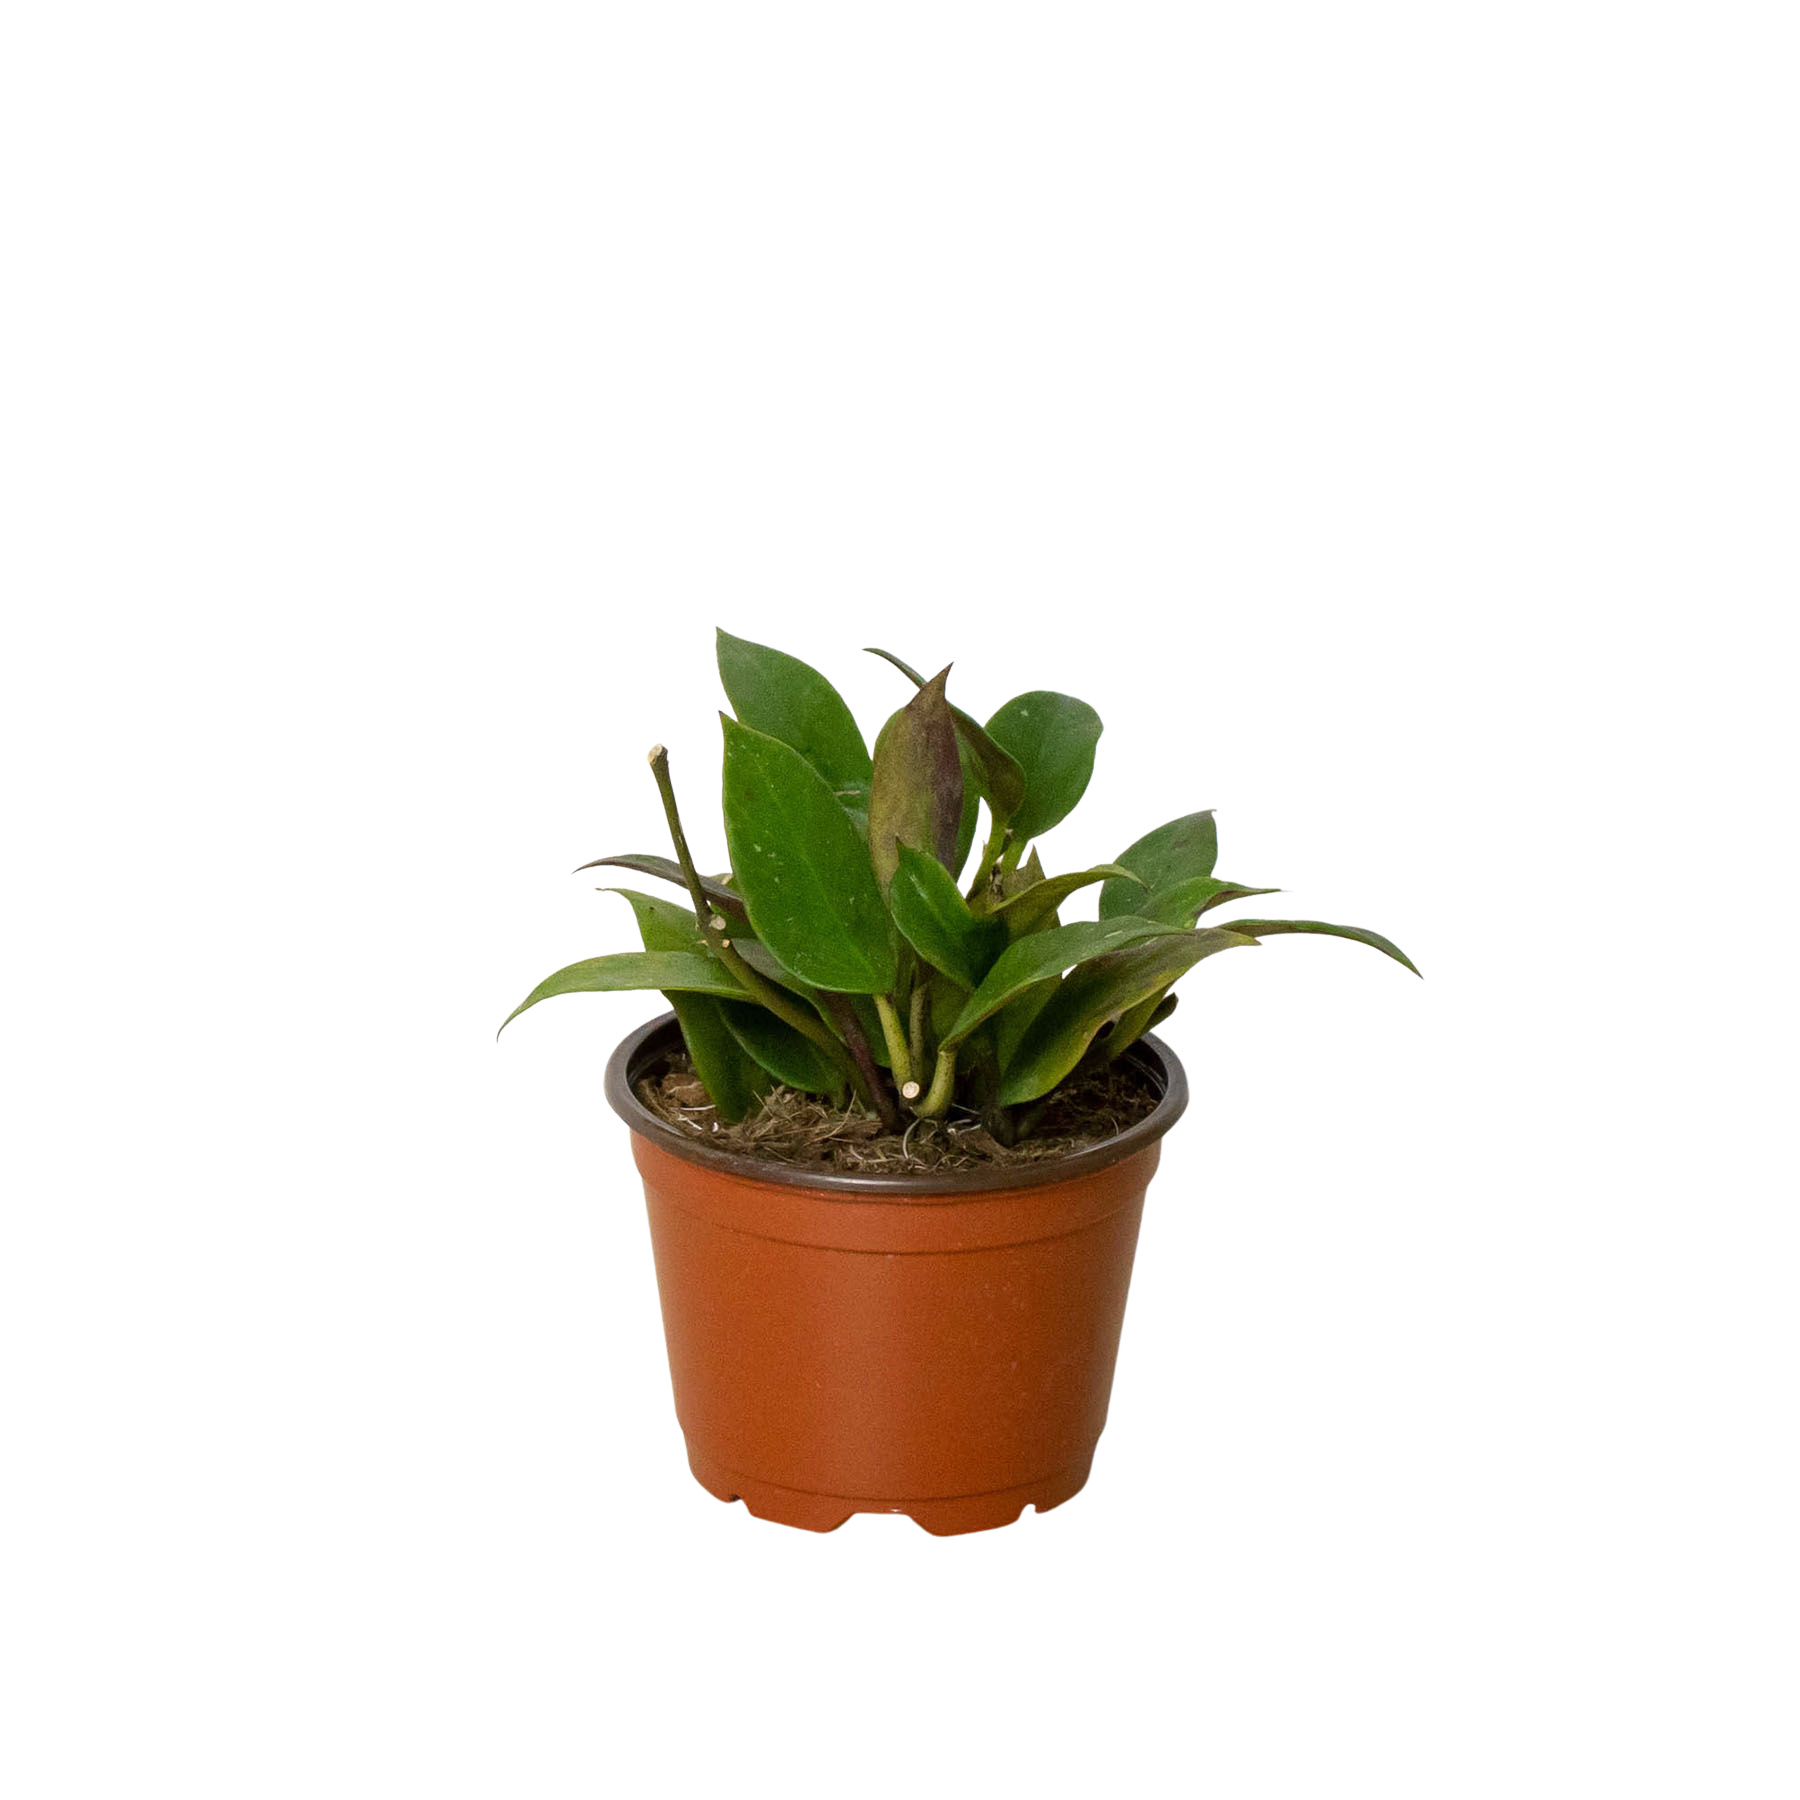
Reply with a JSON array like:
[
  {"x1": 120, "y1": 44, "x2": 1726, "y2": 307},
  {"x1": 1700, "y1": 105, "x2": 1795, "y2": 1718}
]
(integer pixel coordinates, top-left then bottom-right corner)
[{"x1": 604, "y1": 1013, "x2": 1189, "y2": 1536}]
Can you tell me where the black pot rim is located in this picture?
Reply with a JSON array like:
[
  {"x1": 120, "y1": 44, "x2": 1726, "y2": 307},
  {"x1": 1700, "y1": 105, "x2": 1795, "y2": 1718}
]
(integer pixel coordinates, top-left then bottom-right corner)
[{"x1": 603, "y1": 1011, "x2": 1189, "y2": 1199}]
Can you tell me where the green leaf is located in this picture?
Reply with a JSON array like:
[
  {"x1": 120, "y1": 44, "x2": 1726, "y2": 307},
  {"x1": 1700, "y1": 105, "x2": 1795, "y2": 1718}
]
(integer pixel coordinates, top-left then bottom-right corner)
[
  {"x1": 991, "y1": 977, "x2": 1059, "y2": 1069},
  {"x1": 718, "y1": 629, "x2": 872, "y2": 800},
  {"x1": 499, "y1": 950, "x2": 747, "y2": 1035},
  {"x1": 604, "y1": 888, "x2": 768, "y2": 1120},
  {"x1": 941, "y1": 916, "x2": 1186, "y2": 1047},
  {"x1": 1098, "y1": 811, "x2": 1219, "y2": 917},
  {"x1": 990, "y1": 863, "x2": 1144, "y2": 937},
  {"x1": 951, "y1": 740, "x2": 982, "y2": 876},
  {"x1": 604, "y1": 885, "x2": 707, "y2": 950},
  {"x1": 572, "y1": 853, "x2": 747, "y2": 922},
  {"x1": 719, "y1": 1001, "x2": 846, "y2": 1095},
  {"x1": 999, "y1": 929, "x2": 1258, "y2": 1104},
  {"x1": 721, "y1": 714, "x2": 899, "y2": 994},
  {"x1": 668, "y1": 996, "x2": 769, "y2": 1122},
  {"x1": 998, "y1": 845, "x2": 1046, "y2": 902},
  {"x1": 865, "y1": 647, "x2": 1026, "y2": 821},
  {"x1": 1216, "y1": 918, "x2": 1421, "y2": 976},
  {"x1": 888, "y1": 843, "x2": 1006, "y2": 988},
  {"x1": 1105, "y1": 989, "x2": 1179, "y2": 1062},
  {"x1": 1133, "y1": 876, "x2": 1279, "y2": 928},
  {"x1": 984, "y1": 691, "x2": 1103, "y2": 843},
  {"x1": 729, "y1": 937, "x2": 811, "y2": 995},
  {"x1": 867, "y1": 666, "x2": 964, "y2": 890}
]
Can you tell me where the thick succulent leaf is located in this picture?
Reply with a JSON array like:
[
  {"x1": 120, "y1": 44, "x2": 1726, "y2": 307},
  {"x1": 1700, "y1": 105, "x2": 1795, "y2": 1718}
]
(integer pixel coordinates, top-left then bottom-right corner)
[
  {"x1": 499, "y1": 951, "x2": 747, "y2": 1035},
  {"x1": 717, "y1": 628, "x2": 872, "y2": 800},
  {"x1": 719, "y1": 1001, "x2": 845, "y2": 1095},
  {"x1": 868, "y1": 666, "x2": 963, "y2": 889},
  {"x1": 1133, "y1": 876, "x2": 1279, "y2": 928},
  {"x1": 984, "y1": 691, "x2": 1103, "y2": 843},
  {"x1": 573, "y1": 853, "x2": 747, "y2": 922},
  {"x1": 999, "y1": 929, "x2": 1258, "y2": 1104},
  {"x1": 721, "y1": 715, "x2": 898, "y2": 994},
  {"x1": 1217, "y1": 918, "x2": 1421, "y2": 975},
  {"x1": 604, "y1": 888, "x2": 767, "y2": 1119},
  {"x1": 1098, "y1": 811, "x2": 1219, "y2": 917},
  {"x1": 865, "y1": 647, "x2": 1026, "y2": 820},
  {"x1": 888, "y1": 843, "x2": 1006, "y2": 988},
  {"x1": 991, "y1": 863, "x2": 1144, "y2": 937},
  {"x1": 942, "y1": 916, "x2": 1187, "y2": 1047}
]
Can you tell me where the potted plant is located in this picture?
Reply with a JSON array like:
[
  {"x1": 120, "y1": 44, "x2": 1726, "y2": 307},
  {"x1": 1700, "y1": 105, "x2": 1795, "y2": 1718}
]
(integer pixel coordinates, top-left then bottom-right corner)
[{"x1": 502, "y1": 631, "x2": 1417, "y2": 1534}]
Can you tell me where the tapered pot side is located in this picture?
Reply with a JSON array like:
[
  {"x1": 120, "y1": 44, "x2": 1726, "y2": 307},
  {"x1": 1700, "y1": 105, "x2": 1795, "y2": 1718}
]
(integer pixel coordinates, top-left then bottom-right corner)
[{"x1": 604, "y1": 1013, "x2": 1189, "y2": 1535}]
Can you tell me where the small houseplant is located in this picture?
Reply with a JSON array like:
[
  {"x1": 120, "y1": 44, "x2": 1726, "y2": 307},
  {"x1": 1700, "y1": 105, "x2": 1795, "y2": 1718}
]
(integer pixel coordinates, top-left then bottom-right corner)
[{"x1": 503, "y1": 631, "x2": 1416, "y2": 1533}]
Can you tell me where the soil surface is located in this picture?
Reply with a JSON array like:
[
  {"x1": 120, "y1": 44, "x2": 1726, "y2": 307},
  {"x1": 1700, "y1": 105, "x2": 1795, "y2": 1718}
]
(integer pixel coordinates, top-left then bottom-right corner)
[{"x1": 633, "y1": 1052, "x2": 1163, "y2": 1174}]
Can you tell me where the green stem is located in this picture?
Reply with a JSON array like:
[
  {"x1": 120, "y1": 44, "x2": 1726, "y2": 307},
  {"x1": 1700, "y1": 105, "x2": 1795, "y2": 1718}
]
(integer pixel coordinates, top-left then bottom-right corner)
[
  {"x1": 873, "y1": 993, "x2": 913, "y2": 1091},
  {"x1": 913, "y1": 1047, "x2": 958, "y2": 1119},
  {"x1": 965, "y1": 815, "x2": 1009, "y2": 904},
  {"x1": 907, "y1": 986, "x2": 927, "y2": 1076}
]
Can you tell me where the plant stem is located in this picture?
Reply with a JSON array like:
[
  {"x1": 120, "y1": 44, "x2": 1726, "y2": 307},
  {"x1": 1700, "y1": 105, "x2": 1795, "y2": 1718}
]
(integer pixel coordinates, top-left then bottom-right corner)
[
  {"x1": 820, "y1": 993, "x2": 903, "y2": 1132},
  {"x1": 907, "y1": 986, "x2": 927, "y2": 1075},
  {"x1": 965, "y1": 815, "x2": 1008, "y2": 903},
  {"x1": 913, "y1": 1046, "x2": 958, "y2": 1119},
  {"x1": 873, "y1": 993, "x2": 913, "y2": 1090}
]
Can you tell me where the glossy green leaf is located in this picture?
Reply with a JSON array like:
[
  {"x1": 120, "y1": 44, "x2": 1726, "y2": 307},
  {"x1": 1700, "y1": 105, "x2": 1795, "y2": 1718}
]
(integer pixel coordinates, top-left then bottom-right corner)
[
  {"x1": 721, "y1": 715, "x2": 898, "y2": 994},
  {"x1": 888, "y1": 844, "x2": 1006, "y2": 988},
  {"x1": 1133, "y1": 876, "x2": 1279, "y2": 928},
  {"x1": 1098, "y1": 812, "x2": 1220, "y2": 917},
  {"x1": 999, "y1": 929, "x2": 1258, "y2": 1104},
  {"x1": 729, "y1": 936, "x2": 811, "y2": 995},
  {"x1": 1102, "y1": 989, "x2": 1178, "y2": 1064},
  {"x1": 991, "y1": 977, "x2": 1058, "y2": 1069},
  {"x1": 718, "y1": 629, "x2": 872, "y2": 800},
  {"x1": 572, "y1": 853, "x2": 747, "y2": 922},
  {"x1": 605, "y1": 885, "x2": 706, "y2": 950},
  {"x1": 990, "y1": 864, "x2": 1144, "y2": 937},
  {"x1": 1101, "y1": 986, "x2": 1173, "y2": 1051},
  {"x1": 865, "y1": 647, "x2": 1026, "y2": 821},
  {"x1": 499, "y1": 950, "x2": 747, "y2": 1035},
  {"x1": 941, "y1": 916, "x2": 1186, "y2": 1047},
  {"x1": 670, "y1": 996, "x2": 768, "y2": 1121},
  {"x1": 867, "y1": 666, "x2": 963, "y2": 890},
  {"x1": 1216, "y1": 918, "x2": 1421, "y2": 975},
  {"x1": 984, "y1": 691, "x2": 1103, "y2": 843},
  {"x1": 604, "y1": 887, "x2": 767, "y2": 1120},
  {"x1": 719, "y1": 1001, "x2": 845, "y2": 1095}
]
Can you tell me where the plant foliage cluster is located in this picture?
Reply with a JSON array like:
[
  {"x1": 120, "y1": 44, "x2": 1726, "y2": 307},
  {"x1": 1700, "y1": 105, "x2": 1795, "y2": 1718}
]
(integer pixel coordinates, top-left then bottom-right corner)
[{"x1": 503, "y1": 633, "x2": 1416, "y2": 1141}]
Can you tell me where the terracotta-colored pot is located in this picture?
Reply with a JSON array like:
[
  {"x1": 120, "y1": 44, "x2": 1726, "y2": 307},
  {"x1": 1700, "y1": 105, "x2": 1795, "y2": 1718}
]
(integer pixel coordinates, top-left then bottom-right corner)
[{"x1": 605, "y1": 1013, "x2": 1188, "y2": 1535}]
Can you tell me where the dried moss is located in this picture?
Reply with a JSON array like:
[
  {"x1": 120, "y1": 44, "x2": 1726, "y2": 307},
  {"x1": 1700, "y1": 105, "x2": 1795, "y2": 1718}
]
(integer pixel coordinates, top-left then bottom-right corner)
[{"x1": 634, "y1": 1053, "x2": 1162, "y2": 1174}]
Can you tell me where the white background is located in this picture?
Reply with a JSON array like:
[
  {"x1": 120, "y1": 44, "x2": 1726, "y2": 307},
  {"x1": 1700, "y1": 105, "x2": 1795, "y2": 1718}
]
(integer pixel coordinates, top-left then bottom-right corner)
[{"x1": 4, "y1": 4, "x2": 1795, "y2": 1795}]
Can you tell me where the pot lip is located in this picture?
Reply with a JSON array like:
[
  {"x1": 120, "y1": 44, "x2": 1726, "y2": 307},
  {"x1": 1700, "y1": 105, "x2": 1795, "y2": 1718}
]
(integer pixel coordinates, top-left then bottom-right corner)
[{"x1": 603, "y1": 1010, "x2": 1189, "y2": 1200}]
